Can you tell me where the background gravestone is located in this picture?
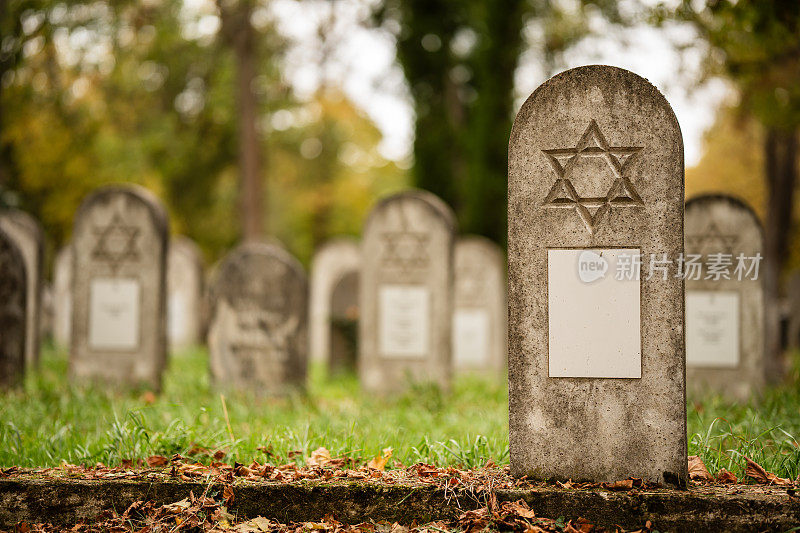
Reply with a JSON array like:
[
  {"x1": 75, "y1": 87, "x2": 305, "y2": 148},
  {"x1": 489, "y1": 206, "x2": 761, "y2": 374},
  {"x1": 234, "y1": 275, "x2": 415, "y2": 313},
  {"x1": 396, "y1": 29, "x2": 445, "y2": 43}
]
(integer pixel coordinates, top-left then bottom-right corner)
[
  {"x1": 308, "y1": 239, "x2": 360, "y2": 367},
  {"x1": 452, "y1": 236, "x2": 507, "y2": 373},
  {"x1": 167, "y1": 236, "x2": 204, "y2": 351},
  {"x1": 329, "y1": 270, "x2": 359, "y2": 372},
  {"x1": 788, "y1": 272, "x2": 800, "y2": 351},
  {"x1": 685, "y1": 194, "x2": 764, "y2": 400},
  {"x1": 70, "y1": 186, "x2": 169, "y2": 391},
  {"x1": 53, "y1": 244, "x2": 73, "y2": 348},
  {"x1": 40, "y1": 282, "x2": 54, "y2": 341},
  {"x1": 208, "y1": 241, "x2": 307, "y2": 394},
  {"x1": 0, "y1": 228, "x2": 27, "y2": 388},
  {"x1": 508, "y1": 65, "x2": 686, "y2": 485},
  {"x1": 359, "y1": 190, "x2": 456, "y2": 394},
  {"x1": 0, "y1": 209, "x2": 43, "y2": 367}
]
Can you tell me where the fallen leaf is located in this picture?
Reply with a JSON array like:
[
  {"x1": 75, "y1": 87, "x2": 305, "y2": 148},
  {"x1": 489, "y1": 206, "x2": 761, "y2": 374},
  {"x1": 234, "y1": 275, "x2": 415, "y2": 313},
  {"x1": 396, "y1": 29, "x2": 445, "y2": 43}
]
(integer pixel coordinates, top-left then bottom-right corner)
[
  {"x1": 506, "y1": 500, "x2": 536, "y2": 519},
  {"x1": 716, "y1": 468, "x2": 737, "y2": 484},
  {"x1": 368, "y1": 447, "x2": 393, "y2": 471},
  {"x1": 606, "y1": 479, "x2": 634, "y2": 491},
  {"x1": 745, "y1": 457, "x2": 792, "y2": 485},
  {"x1": 307, "y1": 447, "x2": 332, "y2": 467},
  {"x1": 688, "y1": 455, "x2": 713, "y2": 481},
  {"x1": 146, "y1": 455, "x2": 169, "y2": 467},
  {"x1": 140, "y1": 391, "x2": 157, "y2": 405},
  {"x1": 162, "y1": 498, "x2": 191, "y2": 513},
  {"x1": 223, "y1": 484, "x2": 235, "y2": 505}
]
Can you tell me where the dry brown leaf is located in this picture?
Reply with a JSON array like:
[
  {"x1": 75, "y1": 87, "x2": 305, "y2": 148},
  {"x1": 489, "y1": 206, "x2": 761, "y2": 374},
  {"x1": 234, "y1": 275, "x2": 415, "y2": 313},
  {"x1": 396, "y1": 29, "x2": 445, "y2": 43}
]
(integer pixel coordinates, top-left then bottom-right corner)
[
  {"x1": 506, "y1": 500, "x2": 536, "y2": 519},
  {"x1": 307, "y1": 447, "x2": 332, "y2": 467},
  {"x1": 367, "y1": 447, "x2": 393, "y2": 471},
  {"x1": 146, "y1": 455, "x2": 169, "y2": 467},
  {"x1": 688, "y1": 455, "x2": 713, "y2": 481},
  {"x1": 745, "y1": 456, "x2": 792, "y2": 486},
  {"x1": 223, "y1": 484, "x2": 235, "y2": 505},
  {"x1": 606, "y1": 479, "x2": 634, "y2": 491},
  {"x1": 716, "y1": 468, "x2": 737, "y2": 484}
]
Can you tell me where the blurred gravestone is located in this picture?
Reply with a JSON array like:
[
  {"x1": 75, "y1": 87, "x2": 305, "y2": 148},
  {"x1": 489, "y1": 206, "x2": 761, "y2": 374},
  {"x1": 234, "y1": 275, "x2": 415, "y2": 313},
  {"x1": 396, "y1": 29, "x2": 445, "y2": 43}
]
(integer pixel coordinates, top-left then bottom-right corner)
[
  {"x1": 41, "y1": 282, "x2": 54, "y2": 340},
  {"x1": 0, "y1": 227, "x2": 27, "y2": 388},
  {"x1": 168, "y1": 236, "x2": 204, "y2": 351},
  {"x1": 0, "y1": 209, "x2": 43, "y2": 367},
  {"x1": 309, "y1": 238, "x2": 360, "y2": 368},
  {"x1": 359, "y1": 190, "x2": 456, "y2": 394},
  {"x1": 70, "y1": 186, "x2": 169, "y2": 391},
  {"x1": 329, "y1": 270, "x2": 359, "y2": 372},
  {"x1": 53, "y1": 244, "x2": 73, "y2": 347},
  {"x1": 508, "y1": 65, "x2": 686, "y2": 485},
  {"x1": 788, "y1": 272, "x2": 800, "y2": 351},
  {"x1": 685, "y1": 194, "x2": 764, "y2": 399},
  {"x1": 208, "y1": 241, "x2": 307, "y2": 394},
  {"x1": 452, "y1": 236, "x2": 507, "y2": 373}
]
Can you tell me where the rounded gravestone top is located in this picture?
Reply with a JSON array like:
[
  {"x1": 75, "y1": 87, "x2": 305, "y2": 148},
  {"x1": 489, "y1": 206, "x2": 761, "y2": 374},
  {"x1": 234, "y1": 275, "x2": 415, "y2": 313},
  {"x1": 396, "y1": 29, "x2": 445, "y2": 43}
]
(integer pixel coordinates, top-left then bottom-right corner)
[
  {"x1": 364, "y1": 189, "x2": 457, "y2": 233},
  {"x1": 75, "y1": 184, "x2": 169, "y2": 237}
]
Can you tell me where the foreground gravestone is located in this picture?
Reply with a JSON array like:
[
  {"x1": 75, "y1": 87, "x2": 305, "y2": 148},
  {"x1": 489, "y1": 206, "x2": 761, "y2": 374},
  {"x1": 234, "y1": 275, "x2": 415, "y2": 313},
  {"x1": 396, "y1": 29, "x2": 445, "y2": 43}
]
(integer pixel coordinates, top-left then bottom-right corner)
[
  {"x1": 685, "y1": 194, "x2": 764, "y2": 400},
  {"x1": 452, "y1": 236, "x2": 507, "y2": 373},
  {"x1": 308, "y1": 239, "x2": 360, "y2": 367},
  {"x1": 508, "y1": 65, "x2": 686, "y2": 485},
  {"x1": 167, "y1": 237, "x2": 204, "y2": 351},
  {"x1": 70, "y1": 186, "x2": 169, "y2": 390},
  {"x1": 359, "y1": 190, "x2": 456, "y2": 394},
  {"x1": 53, "y1": 245, "x2": 73, "y2": 347},
  {"x1": 0, "y1": 228, "x2": 27, "y2": 388},
  {"x1": 208, "y1": 242, "x2": 307, "y2": 394},
  {"x1": 0, "y1": 209, "x2": 43, "y2": 367}
]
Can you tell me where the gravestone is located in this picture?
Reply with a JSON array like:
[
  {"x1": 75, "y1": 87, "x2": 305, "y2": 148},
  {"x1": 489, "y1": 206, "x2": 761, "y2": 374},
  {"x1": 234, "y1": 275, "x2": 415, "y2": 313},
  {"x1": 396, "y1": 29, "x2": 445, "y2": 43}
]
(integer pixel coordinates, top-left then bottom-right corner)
[
  {"x1": 70, "y1": 186, "x2": 169, "y2": 390},
  {"x1": 0, "y1": 209, "x2": 43, "y2": 367},
  {"x1": 685, "y1": 194, "x2": 764, "y2": 400},
  {"x1": 208, "y1": 241, "x2": 307, "y2": 394},
  {"x1": 53, "y1": 244, "x2": 73, "y2": 347},
  {"x1": 359, "y1": 190, "x2": 456, "y2": 394},
  {"x1": 309, "y1": 239, "x2": 360, "y2": 366},
  {"x1": 167, "y1": 236, "x2": 204, "y2": 351},
  {"x1": 329, "y1": 270, "x2": 359, "y2": 371},
  {"x1": 508, "y1": 65, "x2": 686, "y2": 485},
  {"x1": 788, "y1": 272, "x2": 800, "y2": 351},
  {"x1": 452, "y1": 236, "x2": 507, "y2": 373},
  {"x1": 0, "y1": 227, "x2": 27, "y2": 388},
  {"x1": 41, "y1": 282, "x2": 54, "y2": 340}
]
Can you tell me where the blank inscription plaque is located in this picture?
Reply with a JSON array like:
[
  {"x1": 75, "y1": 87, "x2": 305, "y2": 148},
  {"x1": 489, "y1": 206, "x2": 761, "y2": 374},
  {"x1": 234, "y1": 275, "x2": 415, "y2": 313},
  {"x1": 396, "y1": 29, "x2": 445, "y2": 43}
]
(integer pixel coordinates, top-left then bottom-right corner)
[
  {"x1": 548, "y1": 249, "x2": 641, "y2": 378},
  {"x1": 686, "y1": 290, "x2": 739, "y2": 368},
  {"x1": 379, "y1": 285, "x2": 429, "y2": 359},
  {"x1": 453, "y1": 308, "x2": 490, "y2": 365},
  {"x1": 89, "y1": 278, "x2": 141, "y2": 351}
]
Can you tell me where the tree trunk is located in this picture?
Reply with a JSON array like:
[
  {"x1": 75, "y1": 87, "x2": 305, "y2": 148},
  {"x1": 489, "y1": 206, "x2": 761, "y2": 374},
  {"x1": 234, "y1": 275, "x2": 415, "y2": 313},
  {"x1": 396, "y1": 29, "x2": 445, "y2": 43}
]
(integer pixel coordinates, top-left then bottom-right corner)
[{"x1": 763, "y1": 126, "x2": 798, "y2": 383}]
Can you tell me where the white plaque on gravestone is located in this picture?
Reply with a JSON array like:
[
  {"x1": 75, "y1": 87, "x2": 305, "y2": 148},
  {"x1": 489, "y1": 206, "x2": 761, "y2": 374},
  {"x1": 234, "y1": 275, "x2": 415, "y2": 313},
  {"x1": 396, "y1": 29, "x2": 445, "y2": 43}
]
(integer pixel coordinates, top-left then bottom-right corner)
[
  {"x1": 453, "y1": 309, "x2": 490, "y2": 365},
  {"x1": 168, "y1": 291, "x2": 188, "y2": 342},
  {"x1": 379, "y1": 284, "x2": 430, "y2": 358},
  {"x1": 89, "y1": 278, "x2": 141, "y2": 351},
  {"x1": 686, "y1": 290, "x2": 739, "y2": 367},
  {"x1": 548, "y1": 249, "x2": 641, "y2": 378}
]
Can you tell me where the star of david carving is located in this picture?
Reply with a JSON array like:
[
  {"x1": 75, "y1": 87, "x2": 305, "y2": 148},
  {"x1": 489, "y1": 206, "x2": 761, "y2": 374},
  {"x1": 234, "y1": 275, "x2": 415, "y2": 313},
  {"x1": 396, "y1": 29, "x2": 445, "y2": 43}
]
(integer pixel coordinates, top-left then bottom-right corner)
[
  {"x1": 381, "y1": 232, "x2": 429, "y2": 273},
  {"x1": 686, "y1": 221, "x2": 739, "y2": 255},
  {"x1": 456, "y1": 264, "x2": 487, "y2": 301},
  {"x1": 541, "y1": 120, "x2": 644, "y2": 233},
  {"x1": 92, "y1": 213, "x2": 140, "y2": 274}
]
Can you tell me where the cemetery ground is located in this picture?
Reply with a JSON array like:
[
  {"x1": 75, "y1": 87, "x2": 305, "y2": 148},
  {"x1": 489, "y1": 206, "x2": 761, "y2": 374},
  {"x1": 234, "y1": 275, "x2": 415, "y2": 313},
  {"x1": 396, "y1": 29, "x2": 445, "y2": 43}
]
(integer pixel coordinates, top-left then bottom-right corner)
[{"x1": 3, "y1": 346, "x2": 800, "y2": 531}]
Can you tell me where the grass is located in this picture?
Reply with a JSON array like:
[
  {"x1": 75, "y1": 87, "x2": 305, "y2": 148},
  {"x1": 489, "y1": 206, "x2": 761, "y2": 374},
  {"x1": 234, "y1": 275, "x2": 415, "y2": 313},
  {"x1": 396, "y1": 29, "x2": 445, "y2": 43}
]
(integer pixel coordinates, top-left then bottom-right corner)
[{"x1": 2, "y1": 343, "x2": 800, "y2": 482}]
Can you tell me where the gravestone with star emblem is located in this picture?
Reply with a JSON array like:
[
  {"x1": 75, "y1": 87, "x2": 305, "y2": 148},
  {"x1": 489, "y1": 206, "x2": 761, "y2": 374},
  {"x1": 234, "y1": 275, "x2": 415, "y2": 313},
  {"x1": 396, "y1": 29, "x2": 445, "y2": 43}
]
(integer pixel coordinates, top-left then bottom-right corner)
[
  {"x1": 508, "y1": 65, "x2": 687, "y2": 485},
  {"x1": 208, "y1": 241, "x2": 308, "y2": 394},
  {"x1": 685, "y1": 194, "x2": 764, "y2": 400},
  {"x1": 0, "y1": 227, "x2": 27, "y2": 388},
  {"x1": 167, "y1": 236, "x2": 205, "y2": 351},
  {"x1": 452, "y1": 236, "x2": 506, "y2": 373},
  {"x1": 70, "y1": 186, "x2": 169, "y2": 390},
  {"x1": 359, "y1": 190, "x2": 456, "y2": 394},
  {"x1": 53, "y1": 244, "x2": 73, "y2": 348},
  {"x1": 309, "y1": 238, "x2": 360, "y2": 366},
  {"x1": 0, "y1": 208, "x2": 43, "y2": 367}
]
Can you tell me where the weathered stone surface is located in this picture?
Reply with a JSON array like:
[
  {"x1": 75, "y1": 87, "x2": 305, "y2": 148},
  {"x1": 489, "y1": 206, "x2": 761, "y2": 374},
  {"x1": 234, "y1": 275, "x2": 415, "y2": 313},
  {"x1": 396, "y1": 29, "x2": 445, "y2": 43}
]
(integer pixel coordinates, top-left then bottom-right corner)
[
  {"x1": 685, "y1": 194, "x2": 764, "y2": 400},
  {"x1": 53, "y1": 244, "x2": 73, "y2": 347},
  {"x1": 452, "y1": 236, "x2": 506, "y2": 373},
  {"x1": 70, "y1": 185, "x2": 169, "y2": 391},
  {"x1": 508, "y1": 65, "x2": 686, "y2": 485},
  {"x1": 788, "y1": 271, "x2": 800, "y2": 350},
  {"x1": 208, "y1": 241, "x2": 307, "y2": 394},
  {"x1": 0, "y1": 209, "x2": 43, "y2": 367},
  {"x1": 309, "y1": 238, "x2": 360, "y2": 367},
  {"x1": 167, "y1": 236, "x2": 204, "y2": 351},
  {"x1": 1, "y1": 477, "x2": 799, "y2": 533},
  {"x1": 359, "y1": 190, "x2": 456, "y2": 394},
  {"x1": 0, "y1": 227, "x2": 27, "y2": 388}
]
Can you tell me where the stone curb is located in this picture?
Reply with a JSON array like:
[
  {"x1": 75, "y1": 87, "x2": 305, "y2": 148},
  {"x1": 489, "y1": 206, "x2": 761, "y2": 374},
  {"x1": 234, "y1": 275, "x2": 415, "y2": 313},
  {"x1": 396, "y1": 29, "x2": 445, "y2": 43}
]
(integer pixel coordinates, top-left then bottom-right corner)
[{"x1": 1, "y1": 478, "x2": 799, "y2": 532}]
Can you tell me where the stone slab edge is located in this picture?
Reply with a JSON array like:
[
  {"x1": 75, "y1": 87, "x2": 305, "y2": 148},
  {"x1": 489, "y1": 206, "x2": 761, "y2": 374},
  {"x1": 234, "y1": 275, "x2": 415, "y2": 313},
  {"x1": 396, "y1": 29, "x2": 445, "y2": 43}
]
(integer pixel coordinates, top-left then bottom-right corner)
[{"x1": 1, "y1": 479, "x2": 799, "y2": 531}]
